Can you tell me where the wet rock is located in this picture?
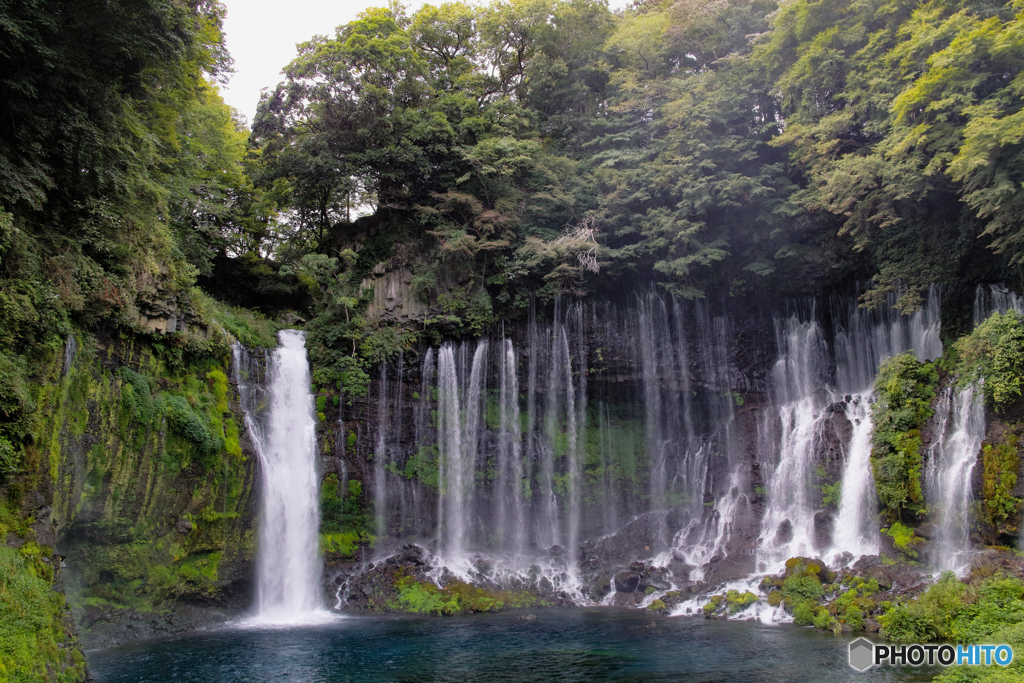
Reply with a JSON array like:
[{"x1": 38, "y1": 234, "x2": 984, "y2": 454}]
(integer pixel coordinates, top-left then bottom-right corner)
[
  {"x1": 813, "y1": 511, "x2": 834, "y2": 548},
  {"x1": 613, "y1": 571, "x2": 641, "y2": 593},
  {"x1": 518, "y1": 614, "x2": 537, "y2": 621}
]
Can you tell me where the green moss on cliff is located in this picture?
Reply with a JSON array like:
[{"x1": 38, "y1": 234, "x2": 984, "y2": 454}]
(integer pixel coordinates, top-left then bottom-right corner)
[
  {"x1": 981, "y1": 432, "x2": 1022, "y2": 537},
  {"x1": 33, "y1": 336, "x2": 257, "y2": 619},
  {"x1": 955, "y1": 311, "x2": 1024, "y2": 409},
  {"x1": 871, "y1": 353, "x2": 938, "y2": 523},
  {"x1": 0, "y1": 545, "x2": 85, "y2": 682}
]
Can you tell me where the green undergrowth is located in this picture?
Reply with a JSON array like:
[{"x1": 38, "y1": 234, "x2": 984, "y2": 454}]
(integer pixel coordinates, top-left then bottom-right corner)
[
  {"x1": 981, "y1": 430, "x2": 1022, "y2": 538},
  {"x1": 954, "y1": 311, "x2": 1024, "y2": 409},
  {"x1": 756, "y1": 558, "x2": 879, "y2": 633},
  {"x1": 320, "y1": 475, "x2": 373, "y2": 558},
  {"x1": 871, "y1": 353, "x2": 939, "y2": 523},
  {"x1": 883, "y1": 521, "x2": 924, "y2": 559},
  {"x1": 0, "y1": 545, "x2": 86, "y2": 682},
  {"x1": 191, "y1": 289, "x2": 280, "y2": 349},
  {"x1": 32, "y1": 335, "x2": 257, "y2": 615},
  {"x1": 386, "y1": 573, "x2": 546, "y2": 615},
  {"x1": 878, "y1": 571, "x2": 1024, "y2": 676},
  {"x1": 320, "y1": 531, "x2": 374, "y2": 558}
]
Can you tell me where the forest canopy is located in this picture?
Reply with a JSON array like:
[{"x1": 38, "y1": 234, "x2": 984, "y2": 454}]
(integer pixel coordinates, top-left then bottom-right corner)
[
  {"x1": 3, "y1": 0, "x2": 1024, "y2": 403},
  {"x1": 240, "y1": 0, "x2": 1024, "y2": 316}
]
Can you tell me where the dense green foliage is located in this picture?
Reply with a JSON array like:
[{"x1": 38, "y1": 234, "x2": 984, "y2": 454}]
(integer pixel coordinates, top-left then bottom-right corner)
[
  {"x1": 320, "y1": 474, "x2": 374, "y2": 558},
  {"x1": 879, "y1": 572, "x2": 1024, "y2": 654},
  {"x1": 0, "y1": 545, "x2": 85, "y2": 681},
  {"x1": 981, "y1": 433, "x2": 1022, "y2": 536},
  {"x1": 955, "y1": 311, "x2": 1024, "y2": 408},
  {"x1": 871, "y1": 353, "x2": 939, "y2": 522}
]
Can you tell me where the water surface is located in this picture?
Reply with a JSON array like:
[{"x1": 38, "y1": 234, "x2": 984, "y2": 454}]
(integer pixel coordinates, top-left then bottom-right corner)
[{"x1": 89, "y1": 609, "x2": 937, "y2": 682}]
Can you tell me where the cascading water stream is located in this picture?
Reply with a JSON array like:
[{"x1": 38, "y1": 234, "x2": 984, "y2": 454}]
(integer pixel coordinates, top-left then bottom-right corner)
[
  {"x1": 825, "y1": 285, "x2": 943, "y2": 563},
  {"x1": 235, "y1": 330, "x2": 326, "y2": 623},
  {"x1": 756, "y1": 315, "x2": 828, "y2": 572},
  {"x1": 973, "y1": 284, "x2": 1024, "y2": 325},
  {"x1": 827, "y1": 394, "x2": 879, "y2": 561},
  {"x1": 926, "y1": 384, "x2": 985, "y2": 575}
]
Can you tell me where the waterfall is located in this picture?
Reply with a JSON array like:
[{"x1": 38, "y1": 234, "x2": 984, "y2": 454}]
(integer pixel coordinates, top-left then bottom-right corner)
[
  {"x1": 828, "y1": 394, "x2": 880, "y2": 560},
  {"x1": 411, "y1": 349, "x2": 435, "y2": 539},
  {"x1": 495, "y1": 338, "x2": 526, "y2": 556},
  {"x1": 235, "y1": 330, "x2": 325, "y2": 622},
  {"x1": 337, "y1": 284, "x2": 985, "y2": 601},
  {"x1": 652, "y1": 299, "x2": 740, "y2": 578},
  {"x1": 973, "y1": 284, "x2": 1024, "y2": 326},
  {"x1": 756, "y1": 314, "x2": 828, "y2": 571},
  {"x1": 926, "y1": 384, "x2": 985, "y2": 574},
  {"x1": 373, "y1": 363, "x2": 388, "y2": 547},
  {"x1": 833, "y1": 284, "x2": 942, "y2": 393},
  {"x1": 62, "y1": 334, "x2": 78, "y2": 377},
  {"x1": 826, "y1": 285, "x2": 943, "y2": 562},
  {"x1": 436, "y1": 344, "x2": 465, "y2": 562}
]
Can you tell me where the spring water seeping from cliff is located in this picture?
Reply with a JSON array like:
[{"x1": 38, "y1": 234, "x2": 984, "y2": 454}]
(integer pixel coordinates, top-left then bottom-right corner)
[
  {"x1": 234, "y1": 330, "x2": 326, "y2": 623},
  {"x1": 926, "y1": 383, "x2": 985, "y2": 575},
  {"x1": 350, "y1": 285, "x2": 981, "y2": 608}
]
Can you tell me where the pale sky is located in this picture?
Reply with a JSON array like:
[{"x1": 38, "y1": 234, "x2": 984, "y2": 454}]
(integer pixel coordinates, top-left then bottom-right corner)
[{"x1": 219, "y1": 0, "x2": 631, "y2": 125}]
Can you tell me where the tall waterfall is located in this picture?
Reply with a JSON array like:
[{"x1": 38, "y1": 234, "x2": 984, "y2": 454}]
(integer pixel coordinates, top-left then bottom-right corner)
[
  {"x1": 926, "y1": 384, "x2": 985, "y2": 574},
  {"x1": 756, "y1": 314, "x2": 829, "y2": 570},
  {"x1": 235, "y1": 330, "x2": 324, "y2": 622},
  {"x1": 828, "y1": 395, "x2": 879, "y2": 560},
  {"x1": 825, "y1": 285, "x2": 943, "y2": 563}
]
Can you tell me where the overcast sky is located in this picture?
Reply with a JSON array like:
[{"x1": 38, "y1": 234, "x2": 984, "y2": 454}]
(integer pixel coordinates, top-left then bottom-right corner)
[{"x1": 219, "y1": 0, "x2": 631, "y2": 125}]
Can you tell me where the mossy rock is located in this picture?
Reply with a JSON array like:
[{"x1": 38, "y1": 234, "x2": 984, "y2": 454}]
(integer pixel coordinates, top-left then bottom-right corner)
[
  {"x1": 726, "y1": 590, "x2": 758, "y2": 615},
  {"x1": 783, "y1": 557, "x2": 836, "y2": 583},
  {"x1": 702, "y1": 594, "x2": 725, "y2": 617}
]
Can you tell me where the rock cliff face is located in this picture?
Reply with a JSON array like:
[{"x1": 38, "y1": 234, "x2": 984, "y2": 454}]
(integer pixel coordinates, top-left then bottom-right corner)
[
  {"x1": 19, "y1": 283, "x2": 1022, "y2": 656},
  {"x1": 32, "y1": 331, "x2": 258, "y2": 650},
  {"x1": 317, "y1": 289, "x2": 926, "y2": 608}
]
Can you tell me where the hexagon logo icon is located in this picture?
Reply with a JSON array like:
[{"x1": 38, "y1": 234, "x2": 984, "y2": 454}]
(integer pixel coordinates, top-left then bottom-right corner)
[{"x1": 849, "y1": 638, "x2": 874, "y2": 671}]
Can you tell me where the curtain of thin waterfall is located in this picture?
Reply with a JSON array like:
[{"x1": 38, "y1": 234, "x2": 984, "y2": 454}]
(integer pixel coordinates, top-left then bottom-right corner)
[
  {"x1": 926, "y1": 384, "x2": 985, "y2": 574},
  {"x1": 373, "y1": 363, "x2": 388, "y2": 547},
  {"x1": 756, "y1": 310, "x2": 829, "y2": 571},
  {"x1": 495, "y1": 337, "x2": 525, "y2": 556},
  {"x1": 411, "y1": 349, "x2": 435, "y2": 538},
  {"x1": 973, "y1": 284, "x2": 1024, "y2": 326}
]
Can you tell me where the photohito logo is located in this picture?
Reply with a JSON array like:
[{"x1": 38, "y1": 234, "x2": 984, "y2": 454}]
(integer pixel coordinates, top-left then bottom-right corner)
[{"x1": 848, "y1": 638, "x2": 1014, "y2": 671}]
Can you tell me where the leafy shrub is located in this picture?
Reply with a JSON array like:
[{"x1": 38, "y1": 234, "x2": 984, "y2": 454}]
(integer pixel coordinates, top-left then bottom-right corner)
[
  {"x1": 165, "y1": 395, "x2": 224, "y2": 467},
  {"x1": 0, "y1": 352, "x2": 34, "y2": 478},
  {"x1": 726, "y1": 590, "x2": 758, "y2": 614},
  {"x1": 883, "y1": 521, "x2": 922, "y2": 558},
  {"x1": 879, "y1": 572, "x2": 967, "y2": 642},
  {"x1": 871, "y1": 354, "x2": 938, "y2": 521},
  {"x1": 0, "y1": 546, "x2": 81, "y2": 680},
  {"x1": 949, "y1": 577, "x2": 1024, "y2": 644},
  {"x1": 782, "y1": 574, "x2": 824, "y2": 603},
  {"x1": 792, "y1": 599, "x2": 816, "y2": 626},
  {"x1": 320, "y1": 475, "x2": 371, "y2": 536},
  {"x1": 954, "y1": 311, "x2": 1024, "y2": 408}
]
